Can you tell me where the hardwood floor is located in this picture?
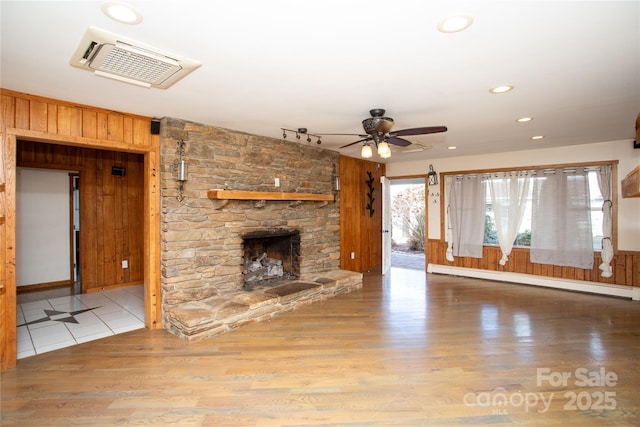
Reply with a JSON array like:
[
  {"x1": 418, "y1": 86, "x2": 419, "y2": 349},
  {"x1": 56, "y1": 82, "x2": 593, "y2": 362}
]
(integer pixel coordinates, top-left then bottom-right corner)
[{"x1": 2, "y1": 268, "x2": 639, "y2": 426}]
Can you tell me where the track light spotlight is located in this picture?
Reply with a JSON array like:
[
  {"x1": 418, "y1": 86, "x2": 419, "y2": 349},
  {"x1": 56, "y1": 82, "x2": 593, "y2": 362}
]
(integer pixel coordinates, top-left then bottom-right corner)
[{"x1": 280, "y1": 128, "x2": 323, "y2": 145}]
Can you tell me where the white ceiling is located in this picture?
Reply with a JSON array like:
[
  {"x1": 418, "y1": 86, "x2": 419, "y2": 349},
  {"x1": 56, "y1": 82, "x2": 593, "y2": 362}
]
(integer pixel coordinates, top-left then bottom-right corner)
[{"x1": 1, "y1": 1, "x2": 638, "y2": 163}]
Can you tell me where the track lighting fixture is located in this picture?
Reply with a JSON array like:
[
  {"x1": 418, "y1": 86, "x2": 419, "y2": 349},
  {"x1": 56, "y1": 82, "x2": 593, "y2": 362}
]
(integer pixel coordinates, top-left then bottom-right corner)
[{"x1": 281, "y1": 128, "x2": 322, "y2": 145}]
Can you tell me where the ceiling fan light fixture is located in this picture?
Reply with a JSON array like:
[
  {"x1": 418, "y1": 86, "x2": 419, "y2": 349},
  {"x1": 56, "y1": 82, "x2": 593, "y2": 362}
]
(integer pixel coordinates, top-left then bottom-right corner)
[
  {"x1": 437, "y1": 15, "x2": 473, "y2": 33},
  {"x1": 489, "y1": 84, "x2": 514, "y2": 94},
  {"x1": 361, "y1": 143, "x2": 373, "y2": 158},
  {"x1": 377, "y1": 141, "x2": 391, "y2": 157}
]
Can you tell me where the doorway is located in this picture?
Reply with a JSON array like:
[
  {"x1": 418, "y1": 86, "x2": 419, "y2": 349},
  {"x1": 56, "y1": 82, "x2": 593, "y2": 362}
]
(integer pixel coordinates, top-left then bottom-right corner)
[
  {"x1": 389, "y1": 178, "x2": 426, "y2": 271},
  {"x1": 72, "y1": 173, "x2": 80, "y2": 292},
  {"x1": 13, "y1": 145, "x2": 147, "y2": 359}
]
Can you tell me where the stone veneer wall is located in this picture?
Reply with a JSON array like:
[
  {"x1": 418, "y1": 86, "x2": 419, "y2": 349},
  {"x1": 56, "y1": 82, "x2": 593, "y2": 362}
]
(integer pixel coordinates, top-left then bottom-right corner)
[{"x1": 160, "y1": 118, "x2": 341, "y2": 329}]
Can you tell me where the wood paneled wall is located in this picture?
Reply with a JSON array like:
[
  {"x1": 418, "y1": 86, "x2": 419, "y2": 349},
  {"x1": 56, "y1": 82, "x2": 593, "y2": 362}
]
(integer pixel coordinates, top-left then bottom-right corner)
[
  {"x1": 1, "y1": 89, "x2": 161, "y2": 371},
  {"x1": 339, "y1": 156, "x2": 385, "y2": 272},
  {"x1": 427, "y1": 240, "x2": 639, "y2": 287},
  {"x1": 18, "y1": 141, "x2": 144, "y2": 292}
]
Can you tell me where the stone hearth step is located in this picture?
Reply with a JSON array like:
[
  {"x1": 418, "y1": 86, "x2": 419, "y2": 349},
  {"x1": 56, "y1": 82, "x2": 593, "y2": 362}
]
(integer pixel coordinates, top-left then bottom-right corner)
[{"x1": 166, "y1": 269, "x2": 362, "y2": 343}]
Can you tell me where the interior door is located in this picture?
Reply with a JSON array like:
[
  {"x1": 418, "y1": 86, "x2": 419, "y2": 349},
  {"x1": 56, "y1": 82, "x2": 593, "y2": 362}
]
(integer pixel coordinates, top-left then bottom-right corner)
[
  {"x1": 16, "y1": 168, "x2": 73, "y2": 287},
  {"x1": 381, "y1": 176, "x2": 391, "y2": 275}
]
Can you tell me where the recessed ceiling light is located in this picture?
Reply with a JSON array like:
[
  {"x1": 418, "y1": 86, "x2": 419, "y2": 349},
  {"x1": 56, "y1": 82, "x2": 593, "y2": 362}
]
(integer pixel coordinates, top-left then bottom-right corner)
[
  {"x1": 489, "y1": 84, "x2": 514, "y2": 94},
  {"x1": 448, "y1": 146, "x2": 457, "y2": 150},
  {"x1": 437, "y1": 15, "x2": 474, "y2": 33},
  {"x1": 531, "y1": 135, "x2": 544, "y2": 140},
  {"x1": 101, "y1": 2, "x2": 142, "y2": 25},
  {"x1": 516, "y1": 117, "x2": 533, "y2": 123}
]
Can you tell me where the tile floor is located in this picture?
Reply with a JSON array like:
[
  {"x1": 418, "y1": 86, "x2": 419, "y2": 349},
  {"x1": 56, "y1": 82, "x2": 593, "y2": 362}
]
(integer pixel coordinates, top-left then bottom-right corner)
[{"x1": 16, "y1": 285, "x2": 145, "y2": 359}]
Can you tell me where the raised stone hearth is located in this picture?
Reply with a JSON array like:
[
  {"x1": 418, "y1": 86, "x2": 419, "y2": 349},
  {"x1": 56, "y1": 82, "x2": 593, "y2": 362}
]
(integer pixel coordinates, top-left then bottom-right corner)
[
  {"x1": 166, "y1": 270, "x2": 362, "y2": 342},
  {"x1": 160, "y1": 118, "x2": 352, "y2": 343}
]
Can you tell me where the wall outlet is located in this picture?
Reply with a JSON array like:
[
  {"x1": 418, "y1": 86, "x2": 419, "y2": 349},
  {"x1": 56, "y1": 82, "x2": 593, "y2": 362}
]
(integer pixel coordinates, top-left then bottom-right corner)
[
  {"x1": 350, "y1": 252, "x2": 355, "y2": 259},
  {"x1": 122, "y1": 260, "x2": 128, "y2": 269},
  {"x1": 274, "y1": 177, "x2": 280, "y2": 187}
]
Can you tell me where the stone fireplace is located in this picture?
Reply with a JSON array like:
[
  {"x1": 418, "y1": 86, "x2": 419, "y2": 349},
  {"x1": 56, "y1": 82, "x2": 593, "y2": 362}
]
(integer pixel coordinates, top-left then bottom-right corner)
[
  {"x1": 242, "y1": 229, "x2": 300, "y2": 290},
  {"x1": 160, "y1": 118, "x2": 362, "y2": 342}
]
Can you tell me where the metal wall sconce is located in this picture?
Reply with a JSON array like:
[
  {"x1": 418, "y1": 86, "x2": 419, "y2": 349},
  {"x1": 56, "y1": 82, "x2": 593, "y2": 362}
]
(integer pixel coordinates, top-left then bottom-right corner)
[
  {"x1": 281, "y1": 127, "x2": 322, "y2": 145},
  {"x1": 332, "y1": 164, "x2": 340, "y2": 192},
  {"x1": 428, "y1": 164, "x2": 439, "y2": 186},
  {"x1": 174, "y1": 139, "x2": 188, "y2": 201}
]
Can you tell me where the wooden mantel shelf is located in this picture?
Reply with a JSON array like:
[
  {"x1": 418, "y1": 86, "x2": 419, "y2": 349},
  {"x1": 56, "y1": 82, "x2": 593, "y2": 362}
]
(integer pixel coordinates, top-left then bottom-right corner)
[{"x1": 207, "y1": 189, "x2": 334, "y2": 202}]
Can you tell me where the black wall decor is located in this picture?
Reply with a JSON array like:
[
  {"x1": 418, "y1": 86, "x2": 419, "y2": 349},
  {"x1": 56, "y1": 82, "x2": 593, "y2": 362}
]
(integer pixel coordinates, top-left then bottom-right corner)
[{"x1": 365, "y1": 171, "x2": 375, "y2": 217}]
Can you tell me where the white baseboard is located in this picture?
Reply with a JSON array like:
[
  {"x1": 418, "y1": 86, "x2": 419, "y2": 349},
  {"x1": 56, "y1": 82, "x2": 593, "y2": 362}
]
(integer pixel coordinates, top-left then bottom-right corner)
[{"x1": 427, "y1": 264, "x2": 638, "y2": 301}]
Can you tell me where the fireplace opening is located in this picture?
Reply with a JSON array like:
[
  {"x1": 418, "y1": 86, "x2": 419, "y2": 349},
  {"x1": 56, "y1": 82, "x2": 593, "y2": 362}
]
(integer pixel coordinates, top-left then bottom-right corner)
[{"x1": 242, "y1": 229, "x2": 300, "y2": 290}]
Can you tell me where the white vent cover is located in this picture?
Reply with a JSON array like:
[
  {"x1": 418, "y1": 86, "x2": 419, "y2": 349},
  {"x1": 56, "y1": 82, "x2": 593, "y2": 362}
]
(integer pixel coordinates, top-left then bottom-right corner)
[
  {"x1": 70, "y1": 27, "x2": 200, "y2": 89},
  {"x1": 396, "y1": 142, "x2": 432, "y2": 153}
]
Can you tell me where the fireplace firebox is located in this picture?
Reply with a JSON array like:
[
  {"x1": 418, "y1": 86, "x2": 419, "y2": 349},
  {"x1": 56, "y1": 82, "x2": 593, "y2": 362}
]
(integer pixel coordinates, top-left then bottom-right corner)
[{"x1": 242, "y1": 229, "x2": 301, "y2": 290}]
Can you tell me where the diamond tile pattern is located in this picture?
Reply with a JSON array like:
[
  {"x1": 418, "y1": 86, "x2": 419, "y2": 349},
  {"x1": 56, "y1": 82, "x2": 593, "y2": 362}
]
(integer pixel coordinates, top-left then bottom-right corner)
[{"x1": 16, "y1": 285, "x2": 144, "y2": 359}]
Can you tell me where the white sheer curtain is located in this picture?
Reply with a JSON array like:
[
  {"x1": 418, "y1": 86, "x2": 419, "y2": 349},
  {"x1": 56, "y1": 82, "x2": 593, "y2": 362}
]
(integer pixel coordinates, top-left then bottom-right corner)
[
  {"x1": 596, "y1": 165, "x2": 613, "y2": 277},
  {"x1": 530, "y1": 169, "x2": 594, "y2": 269},
  {"x1": 448, "y1": 175, "x2": 486, "y2": 259},
  {"x1": 488, "y1": 171, "x2": 532, "y2": 266},
  {"x1": 445, "y1": 177, "x2": 455, "y2": 261}
]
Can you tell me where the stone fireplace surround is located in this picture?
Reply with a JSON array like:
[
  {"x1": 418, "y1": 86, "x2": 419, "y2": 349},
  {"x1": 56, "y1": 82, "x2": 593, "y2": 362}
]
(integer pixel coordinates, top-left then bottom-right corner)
[{"x1": 160, "y1": 118, "x2": 362, "y2": 342}]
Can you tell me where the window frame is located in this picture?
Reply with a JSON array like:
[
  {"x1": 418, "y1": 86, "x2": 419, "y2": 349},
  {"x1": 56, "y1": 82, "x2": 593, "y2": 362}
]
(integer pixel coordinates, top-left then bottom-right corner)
[{"x1": 441, "y1": 160, "x2": 618, "y2": 253}]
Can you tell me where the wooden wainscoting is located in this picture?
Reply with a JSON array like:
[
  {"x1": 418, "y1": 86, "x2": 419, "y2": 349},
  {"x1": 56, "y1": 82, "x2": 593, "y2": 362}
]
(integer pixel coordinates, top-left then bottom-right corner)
[{"x1": 427, "y1": 240, "x2": 639, "y2": 287}]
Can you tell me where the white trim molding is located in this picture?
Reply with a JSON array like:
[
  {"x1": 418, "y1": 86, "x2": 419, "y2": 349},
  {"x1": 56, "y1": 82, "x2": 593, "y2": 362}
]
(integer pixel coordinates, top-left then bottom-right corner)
[{"x1": 427, "y1": 264, "x2": 639, "y2": 301}]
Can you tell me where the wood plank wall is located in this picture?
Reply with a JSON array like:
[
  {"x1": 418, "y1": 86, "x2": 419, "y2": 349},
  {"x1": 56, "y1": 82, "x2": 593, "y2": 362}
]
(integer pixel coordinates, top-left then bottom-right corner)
[
  {"x1": 17, "y1": 141, "x2": 144, "y2": 292},
  {"x1": 427, "y1": 240, "x2": 639, "y2": 287},
  {"x1": 339, "y1": 155, "x2": 385, "y2": 272},
  {"x1": 1, "y1": 89, "x2": 161, "y2": 371}
]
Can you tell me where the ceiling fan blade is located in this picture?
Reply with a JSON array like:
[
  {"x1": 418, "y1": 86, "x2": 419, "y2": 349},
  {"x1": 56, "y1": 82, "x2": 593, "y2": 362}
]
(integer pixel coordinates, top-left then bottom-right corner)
[
  {"x1": 392, "y1": 126, "x2": 448, "y2": 136},
  {"x1": 340, "y1": 137, "x2": 372, "y2": 149},
  {"x1": 387, "y1": 136, "x2": 412, "y2": 147},
  {"x1": 316, "y1": 133, "x2": 368, "y2": 137}
]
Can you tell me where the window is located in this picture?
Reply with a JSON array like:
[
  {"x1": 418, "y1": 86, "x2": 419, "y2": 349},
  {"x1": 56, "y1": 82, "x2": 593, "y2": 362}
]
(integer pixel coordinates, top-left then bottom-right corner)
[{"x1": 483, "y1": 170, "x2": 604, "y2": 251}]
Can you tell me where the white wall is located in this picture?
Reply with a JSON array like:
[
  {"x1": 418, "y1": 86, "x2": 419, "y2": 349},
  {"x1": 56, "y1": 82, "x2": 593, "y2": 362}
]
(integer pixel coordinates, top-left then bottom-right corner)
[
  {"x1": 387, "y1": 139, "x2": 640, "y2": 251},
  {"x1": 16, "y1": 168, "x2": 71, "y2": 286}
]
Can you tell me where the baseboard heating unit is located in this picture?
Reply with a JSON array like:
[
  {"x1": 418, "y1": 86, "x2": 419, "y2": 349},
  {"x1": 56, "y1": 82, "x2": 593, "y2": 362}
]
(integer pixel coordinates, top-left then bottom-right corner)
[{"x1": 427, "y1": 264, "x2": 639, "y2": 301}]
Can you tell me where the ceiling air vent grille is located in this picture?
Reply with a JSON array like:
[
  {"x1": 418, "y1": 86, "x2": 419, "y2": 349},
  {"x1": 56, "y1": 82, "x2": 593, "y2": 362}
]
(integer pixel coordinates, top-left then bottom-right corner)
[
  {"x1": 70, "y1": 27, "x2": 200, "y2": 89},
  {"x1": 396, "y1": 142, "x2": 432, "y2": 154}
]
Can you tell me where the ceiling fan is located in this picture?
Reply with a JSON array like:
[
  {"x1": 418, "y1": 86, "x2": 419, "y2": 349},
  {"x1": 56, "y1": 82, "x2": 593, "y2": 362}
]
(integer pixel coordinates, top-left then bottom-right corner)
[{"x1": 335, "y1": 108, "x2": 447, "y2": 158}]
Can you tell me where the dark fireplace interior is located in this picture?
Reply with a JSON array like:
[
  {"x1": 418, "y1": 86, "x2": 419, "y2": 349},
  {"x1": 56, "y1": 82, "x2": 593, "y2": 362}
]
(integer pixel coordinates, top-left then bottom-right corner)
[{"x1": 242, "y1": 229, "x2": 301, "y2": 290}]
